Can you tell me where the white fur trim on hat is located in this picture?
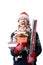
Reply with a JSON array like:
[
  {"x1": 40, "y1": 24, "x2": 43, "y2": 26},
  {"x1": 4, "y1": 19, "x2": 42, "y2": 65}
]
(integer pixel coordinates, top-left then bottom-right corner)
[{"x1": 18, "y1": 14, "x2": 29, "y2": 21}]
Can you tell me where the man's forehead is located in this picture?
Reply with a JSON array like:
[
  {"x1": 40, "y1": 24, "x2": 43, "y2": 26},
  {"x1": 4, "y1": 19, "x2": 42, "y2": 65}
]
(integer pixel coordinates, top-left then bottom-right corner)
[{"x1": 19, "y1": 17, "x2": 28, "y2": 20}]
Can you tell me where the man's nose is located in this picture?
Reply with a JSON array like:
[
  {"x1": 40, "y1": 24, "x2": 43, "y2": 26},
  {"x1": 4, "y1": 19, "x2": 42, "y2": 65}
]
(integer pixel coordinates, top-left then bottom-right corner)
[{"x1": 22, "y1": 19, "x2": 25, "y2": 22}]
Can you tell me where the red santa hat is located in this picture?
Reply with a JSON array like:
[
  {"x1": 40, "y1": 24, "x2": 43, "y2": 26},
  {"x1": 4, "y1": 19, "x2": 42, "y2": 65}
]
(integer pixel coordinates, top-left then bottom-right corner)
[{"x1": 18, "y1": 12, "x2": 29, "y2": 21}]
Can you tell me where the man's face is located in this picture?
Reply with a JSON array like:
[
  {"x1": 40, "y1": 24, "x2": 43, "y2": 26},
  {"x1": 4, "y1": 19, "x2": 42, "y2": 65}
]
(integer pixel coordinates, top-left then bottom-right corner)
[{"x1": 18, "y1": 17, "x2": 28, "y2": 28}]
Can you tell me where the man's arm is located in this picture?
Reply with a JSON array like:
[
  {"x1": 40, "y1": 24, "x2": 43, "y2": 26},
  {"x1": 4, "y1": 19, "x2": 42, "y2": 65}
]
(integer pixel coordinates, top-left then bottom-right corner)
[
  {"x1": 11, "y1": 32, "x2": 27, "y2": 55},
  {"x1": 11, "y1": 32, "x2": 15, "y2": 41},
  {"x1": 26, "y1": 32, "x2": 42, "y2": 64},
  {"x1": 29, "y1": 32, "x2": 42, "y2": 58},
  {"x1": 35, "y1": 32, "x2": 42, "y2": 56}
]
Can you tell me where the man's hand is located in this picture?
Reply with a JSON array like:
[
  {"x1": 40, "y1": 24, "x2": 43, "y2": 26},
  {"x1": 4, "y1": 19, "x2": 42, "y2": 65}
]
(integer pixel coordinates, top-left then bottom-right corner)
[
  {"x1": 27, "y1": 56, "x2": 34, "y2": 65},
  {"x1": 27, "y1": 56, "x2": 35, "y2": 64},
  {"x1": 14, "y1": 42, "x2": 27, "y2": 54}
]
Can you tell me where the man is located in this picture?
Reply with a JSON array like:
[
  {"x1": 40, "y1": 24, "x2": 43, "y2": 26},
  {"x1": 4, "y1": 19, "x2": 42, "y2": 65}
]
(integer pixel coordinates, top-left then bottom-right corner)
[{"x1": 10, "y1": 12, "x2": 42, "y2": 65}]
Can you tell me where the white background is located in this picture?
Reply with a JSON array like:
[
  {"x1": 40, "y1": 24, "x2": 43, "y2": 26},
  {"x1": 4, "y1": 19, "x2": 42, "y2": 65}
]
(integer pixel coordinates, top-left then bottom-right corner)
[{"x1": 0, "y1": 0, "x2": 43, "y2": 65}]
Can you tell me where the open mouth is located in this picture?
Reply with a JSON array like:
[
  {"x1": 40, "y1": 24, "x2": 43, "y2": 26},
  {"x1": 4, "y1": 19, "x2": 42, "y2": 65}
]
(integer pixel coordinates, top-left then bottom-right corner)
[{"x1": 21, "y1": 23, "x2": 25, "y2": 25}]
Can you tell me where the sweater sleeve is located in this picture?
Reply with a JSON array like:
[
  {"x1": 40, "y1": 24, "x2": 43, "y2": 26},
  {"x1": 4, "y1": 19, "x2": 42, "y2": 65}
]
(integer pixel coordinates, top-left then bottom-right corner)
[
  {"x1": 10, "y1": 49, "x2": 16, "y2": 56},
  {"x1": 11, "y1": 32, "x2": 15, "y2": 41},
  {"x1": 35, "y1": 32, "x2": 42, "y2": 57}
]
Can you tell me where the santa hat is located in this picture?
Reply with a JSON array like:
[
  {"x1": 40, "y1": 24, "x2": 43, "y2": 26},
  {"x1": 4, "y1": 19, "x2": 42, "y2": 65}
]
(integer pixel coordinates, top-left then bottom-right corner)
[{"x1": 18, "y1": 12, "x2": 29, "y2": 21}]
